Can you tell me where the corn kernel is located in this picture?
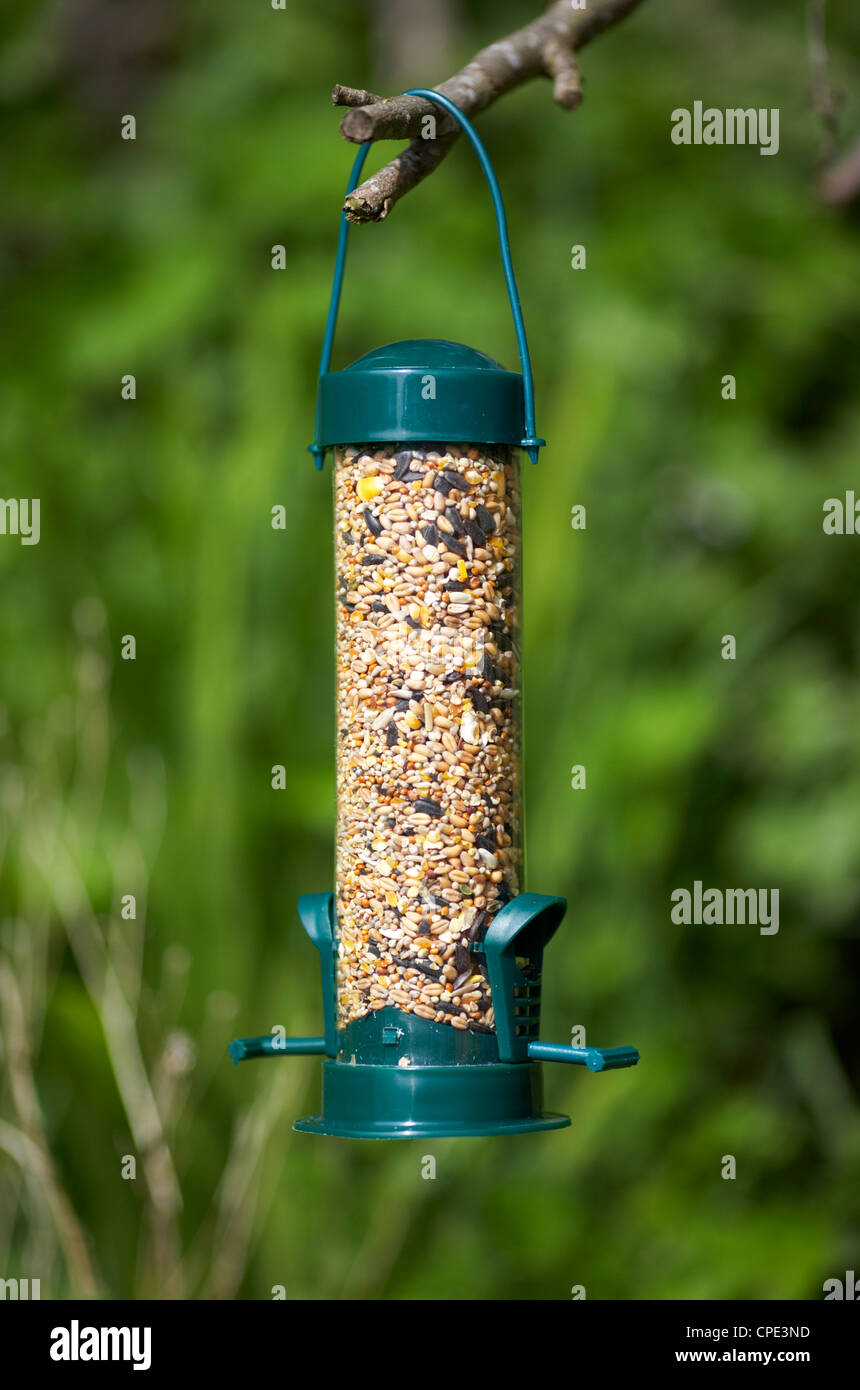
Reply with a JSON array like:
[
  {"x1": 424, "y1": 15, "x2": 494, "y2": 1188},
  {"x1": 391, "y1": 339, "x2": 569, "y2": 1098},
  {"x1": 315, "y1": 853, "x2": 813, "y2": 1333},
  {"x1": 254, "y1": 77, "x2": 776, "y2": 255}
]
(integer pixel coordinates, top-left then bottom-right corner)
[{"x1": 357, "y1": 476, "x2": 383, "y2": 502}]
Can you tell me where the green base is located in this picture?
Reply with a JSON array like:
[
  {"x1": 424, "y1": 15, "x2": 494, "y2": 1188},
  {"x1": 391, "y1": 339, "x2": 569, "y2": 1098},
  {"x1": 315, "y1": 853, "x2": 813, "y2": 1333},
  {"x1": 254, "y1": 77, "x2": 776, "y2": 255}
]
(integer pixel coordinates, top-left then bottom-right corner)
[{"x1": 293, "y1": 1059, "x2": 570, "y2": 1140}]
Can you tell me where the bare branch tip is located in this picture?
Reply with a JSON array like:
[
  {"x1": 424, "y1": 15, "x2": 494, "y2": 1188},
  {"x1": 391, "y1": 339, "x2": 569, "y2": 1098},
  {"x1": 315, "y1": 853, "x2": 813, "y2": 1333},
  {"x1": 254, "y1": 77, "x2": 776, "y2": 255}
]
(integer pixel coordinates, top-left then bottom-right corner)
[
  {"x1": 554, "y1": 83, "x2": 584, "y2": 111},
  {"x1": 543, "y1": 38, "x2": 583, "y2": 111},
  {"x1": 332, "y1": 83, "x2": 384, "y2": 110},
  {"x1": 340, "y1": 106, "x2": 377, "y2": 144},
  {"x1": 343, "y1": 192, "x2": 388, "y2": 225}
]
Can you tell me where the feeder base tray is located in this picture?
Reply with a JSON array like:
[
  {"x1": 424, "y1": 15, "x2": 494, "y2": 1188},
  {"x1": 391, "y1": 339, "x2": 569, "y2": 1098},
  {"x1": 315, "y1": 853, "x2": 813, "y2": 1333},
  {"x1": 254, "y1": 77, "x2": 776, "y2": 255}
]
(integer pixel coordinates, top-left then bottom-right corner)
[{"x1": 294, "y1": 1059, "x2": 570, "y2": 1140}]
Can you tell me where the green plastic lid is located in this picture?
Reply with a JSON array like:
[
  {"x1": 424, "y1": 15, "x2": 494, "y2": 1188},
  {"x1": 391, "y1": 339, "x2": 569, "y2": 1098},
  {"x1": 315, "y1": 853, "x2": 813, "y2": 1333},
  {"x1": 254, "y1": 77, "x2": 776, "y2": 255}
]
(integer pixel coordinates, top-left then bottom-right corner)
[{"x1": 317, "y1": 338, "x2": 525, "y2": 450}]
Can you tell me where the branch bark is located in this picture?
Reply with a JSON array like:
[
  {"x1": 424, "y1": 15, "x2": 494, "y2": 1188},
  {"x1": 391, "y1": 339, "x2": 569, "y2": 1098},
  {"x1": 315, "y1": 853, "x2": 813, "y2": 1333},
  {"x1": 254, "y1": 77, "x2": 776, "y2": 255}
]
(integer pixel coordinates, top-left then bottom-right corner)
[
  {"x1": 819, "y1": 135, "x2": 860, "y2": 206},
  {"x1": 332, "y1": 84, "x2": 384, "y2": 110},
  {"x1": 807, "y1": 0, "x2": 838, "y2": 163},
  {"x1": 335, "y1": 0, "x2": 646, "y2": 223}
]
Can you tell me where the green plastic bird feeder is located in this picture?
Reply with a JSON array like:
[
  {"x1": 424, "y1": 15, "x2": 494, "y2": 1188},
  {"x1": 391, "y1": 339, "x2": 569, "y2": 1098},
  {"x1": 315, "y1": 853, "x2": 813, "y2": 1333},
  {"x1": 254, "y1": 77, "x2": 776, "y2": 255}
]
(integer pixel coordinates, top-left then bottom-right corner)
[{"x1": 230, "y1": 92, "x2": 639, "y2": 1138}]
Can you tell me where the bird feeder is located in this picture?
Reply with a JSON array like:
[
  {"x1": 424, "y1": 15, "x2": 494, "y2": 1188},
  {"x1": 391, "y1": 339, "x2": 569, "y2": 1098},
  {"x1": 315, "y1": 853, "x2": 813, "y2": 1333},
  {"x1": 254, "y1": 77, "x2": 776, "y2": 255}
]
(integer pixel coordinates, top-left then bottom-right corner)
[{"x1": 230, "y1": 91, "x2": 639, "y2": 1137}]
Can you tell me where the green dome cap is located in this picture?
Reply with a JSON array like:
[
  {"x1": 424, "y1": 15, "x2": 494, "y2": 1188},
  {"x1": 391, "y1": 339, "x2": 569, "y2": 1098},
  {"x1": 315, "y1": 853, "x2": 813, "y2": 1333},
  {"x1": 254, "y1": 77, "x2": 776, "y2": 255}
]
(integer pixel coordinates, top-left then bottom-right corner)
[{"x1": 317, "y1": 338, "x2": 525, "y2": 450}]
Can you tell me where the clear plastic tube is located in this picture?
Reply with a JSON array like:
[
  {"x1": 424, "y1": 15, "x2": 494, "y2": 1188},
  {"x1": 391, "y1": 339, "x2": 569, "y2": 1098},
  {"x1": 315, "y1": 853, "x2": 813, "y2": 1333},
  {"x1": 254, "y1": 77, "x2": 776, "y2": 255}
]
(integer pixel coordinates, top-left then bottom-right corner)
[{"x1": 334, "y1": 442, "x2": 522, "y2": 1035}]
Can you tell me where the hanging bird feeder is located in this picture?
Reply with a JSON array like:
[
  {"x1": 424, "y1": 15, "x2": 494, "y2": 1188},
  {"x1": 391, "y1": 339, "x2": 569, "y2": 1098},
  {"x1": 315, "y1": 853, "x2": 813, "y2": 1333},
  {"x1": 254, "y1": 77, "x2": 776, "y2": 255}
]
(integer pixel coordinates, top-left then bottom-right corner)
[{"x1": 230, "y1": 91, "x2": 639, "y2": 1137}]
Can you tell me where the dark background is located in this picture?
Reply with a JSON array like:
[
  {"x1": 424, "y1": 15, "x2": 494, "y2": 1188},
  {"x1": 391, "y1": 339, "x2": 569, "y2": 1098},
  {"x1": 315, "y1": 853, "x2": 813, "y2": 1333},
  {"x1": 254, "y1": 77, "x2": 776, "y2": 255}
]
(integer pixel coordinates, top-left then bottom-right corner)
[{"x1": 1, "y1": 0, "x2": 859, "y2": 1299}]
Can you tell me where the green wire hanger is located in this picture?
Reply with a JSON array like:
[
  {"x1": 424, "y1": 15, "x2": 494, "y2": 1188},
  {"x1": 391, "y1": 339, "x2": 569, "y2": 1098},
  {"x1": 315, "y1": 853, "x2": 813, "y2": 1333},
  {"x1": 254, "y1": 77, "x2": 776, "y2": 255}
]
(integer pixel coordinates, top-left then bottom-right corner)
[{"x1": 310, "y1": 88, "x2": 545, "y2": 468}]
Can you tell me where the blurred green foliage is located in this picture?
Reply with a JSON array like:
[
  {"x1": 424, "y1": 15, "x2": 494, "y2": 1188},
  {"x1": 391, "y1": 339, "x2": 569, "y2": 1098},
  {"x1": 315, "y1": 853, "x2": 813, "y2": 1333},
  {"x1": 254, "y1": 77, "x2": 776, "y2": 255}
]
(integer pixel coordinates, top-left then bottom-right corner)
[{"x1": 1, "y1": 0, "x2": 859, "y2": 1300}]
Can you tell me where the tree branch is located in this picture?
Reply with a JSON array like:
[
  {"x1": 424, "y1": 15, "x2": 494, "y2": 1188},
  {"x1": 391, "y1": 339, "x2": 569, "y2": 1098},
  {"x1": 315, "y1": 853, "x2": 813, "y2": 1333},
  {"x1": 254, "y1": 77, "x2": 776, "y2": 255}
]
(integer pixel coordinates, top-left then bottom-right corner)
[
  {"x1": 343, "y1": 131, "x2": 460, "y2": 225},
  {"x1": 807, "y1": 0, "x2": 838, "y2": 164},
  {"x1": 543, "y1": 38, "x2": 584, "y2": 111},
  {"x1": 332, "y1": 84, "x2": 384, "y2": 110},
  {"x1": 337, "y1": 0, "x2": 647, "y2": 223},
  {"x1": 819, "y1": 135, "x2": 860, "y2": 206}
]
